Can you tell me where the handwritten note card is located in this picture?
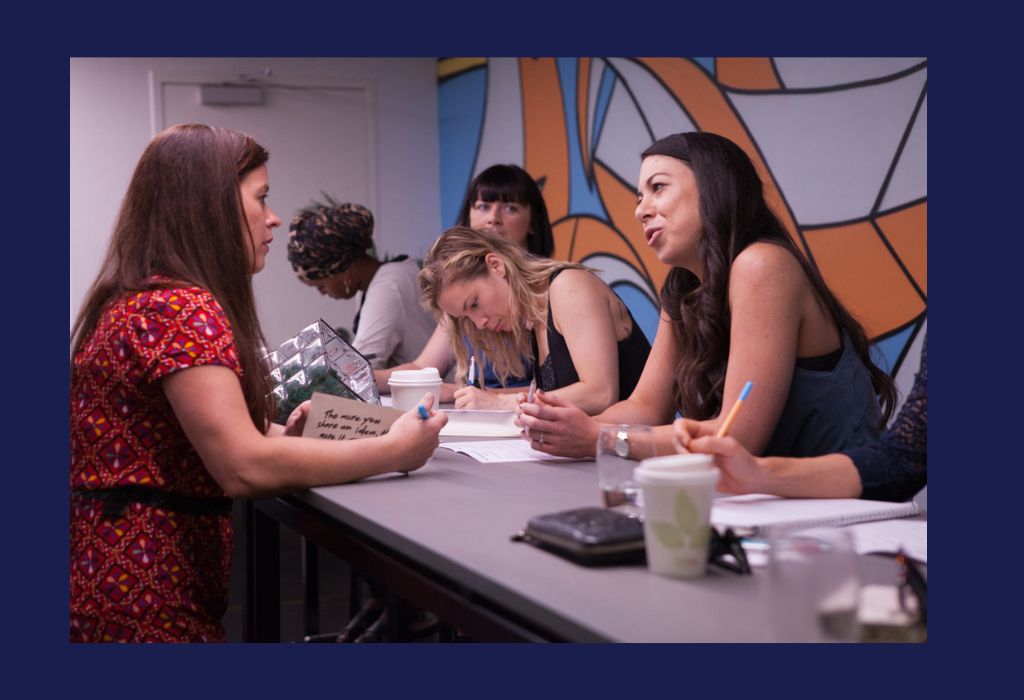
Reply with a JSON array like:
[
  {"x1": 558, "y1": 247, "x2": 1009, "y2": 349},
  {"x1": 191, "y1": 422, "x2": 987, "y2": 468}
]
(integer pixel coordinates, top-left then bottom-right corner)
[{"x1": 301, "y1": 393, "x2": 403, "y2": 441}]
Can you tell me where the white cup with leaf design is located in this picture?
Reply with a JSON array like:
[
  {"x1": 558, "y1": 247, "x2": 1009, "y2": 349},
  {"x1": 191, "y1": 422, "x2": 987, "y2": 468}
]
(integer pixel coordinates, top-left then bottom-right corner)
[{"x1": 634, "y1": 454, "x2": 720, "y2": 578}]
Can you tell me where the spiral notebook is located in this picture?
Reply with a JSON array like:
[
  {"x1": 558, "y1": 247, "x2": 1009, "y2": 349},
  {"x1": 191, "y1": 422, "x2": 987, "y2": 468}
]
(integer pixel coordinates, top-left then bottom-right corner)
[{"x1": 710, "y1": 494, "x2": 921, "y2": 536}]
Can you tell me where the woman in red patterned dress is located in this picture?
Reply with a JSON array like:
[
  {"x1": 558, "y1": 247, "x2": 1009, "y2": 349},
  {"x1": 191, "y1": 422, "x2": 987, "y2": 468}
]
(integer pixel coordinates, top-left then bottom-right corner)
[{"x1": 70, "y1": 124, "x2": 447, "y2": 642}]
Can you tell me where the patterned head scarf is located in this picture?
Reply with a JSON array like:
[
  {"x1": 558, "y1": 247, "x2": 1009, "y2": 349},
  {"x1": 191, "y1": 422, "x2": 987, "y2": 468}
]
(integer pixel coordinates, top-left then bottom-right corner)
[{"x1": 287, "y1": 199, "x2": 375, "y2": 282}]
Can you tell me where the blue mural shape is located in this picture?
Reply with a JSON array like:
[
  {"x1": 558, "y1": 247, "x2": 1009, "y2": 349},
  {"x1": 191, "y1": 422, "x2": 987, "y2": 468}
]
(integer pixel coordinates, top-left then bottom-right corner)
[
  {"x1": 438, "y1": 68, "x2": 487, "y2": 229},
  {"x1": 612, "y1": 282, "x2": 659, "y2": 346},
  {"x1": 870, "y1": 320, "x2": 922, "y2": 375},
  {"x1": 555, "y1": 58, "x2": 607, "y2": 221}
]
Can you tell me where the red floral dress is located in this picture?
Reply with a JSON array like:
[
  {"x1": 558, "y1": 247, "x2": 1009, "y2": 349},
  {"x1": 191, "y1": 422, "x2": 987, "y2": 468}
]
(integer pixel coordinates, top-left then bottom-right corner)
[{"x1": 70, "y1": 286, "x2": 242, "y2": 642}]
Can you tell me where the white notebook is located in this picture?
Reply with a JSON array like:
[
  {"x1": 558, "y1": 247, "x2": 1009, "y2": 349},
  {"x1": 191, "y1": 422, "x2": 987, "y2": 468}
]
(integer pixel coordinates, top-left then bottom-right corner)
[
  {"x1": 711, "y1": 494, "x2": 921, "y2": 536},
  {"x1": 440, "y1": 409, "x2": 520, "y2": 438}
]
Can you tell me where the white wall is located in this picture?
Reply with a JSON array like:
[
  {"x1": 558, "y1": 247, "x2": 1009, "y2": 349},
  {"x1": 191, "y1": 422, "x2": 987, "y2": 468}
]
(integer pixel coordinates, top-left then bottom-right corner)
[{"x1": 70, "y1": 57, "x2": 440, "y2": 347}]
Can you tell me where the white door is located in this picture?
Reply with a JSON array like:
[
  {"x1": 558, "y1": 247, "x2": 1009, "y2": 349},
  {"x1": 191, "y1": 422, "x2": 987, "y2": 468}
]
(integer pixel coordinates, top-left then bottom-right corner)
[{"x1": 153, "y1": 66, "x2": 377, "y2": 348}]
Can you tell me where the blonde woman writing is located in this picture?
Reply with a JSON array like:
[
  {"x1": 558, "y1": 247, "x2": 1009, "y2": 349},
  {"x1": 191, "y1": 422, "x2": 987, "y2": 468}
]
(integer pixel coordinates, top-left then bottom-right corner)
[{"x1": 418, "y1": 227, "x2": 650, "y2": 413}]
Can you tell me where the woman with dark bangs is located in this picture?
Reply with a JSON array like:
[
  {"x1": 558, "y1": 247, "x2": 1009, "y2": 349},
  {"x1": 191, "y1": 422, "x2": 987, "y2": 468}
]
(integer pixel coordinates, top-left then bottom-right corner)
[
  {"x1": 517, "y1": 131, "x2": 895, "y2": 461},
  {"x1": 70, "y1": 124, "x2": 446, "y2": 642}
]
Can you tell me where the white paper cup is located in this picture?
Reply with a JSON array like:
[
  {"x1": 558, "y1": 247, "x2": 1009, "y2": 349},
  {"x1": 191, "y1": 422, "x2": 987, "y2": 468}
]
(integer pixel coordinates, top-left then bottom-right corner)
[
  {"x1": 634, "y1": 455, "x2": 719, "y2": 578},
  {"x1": 387, "y1": 368, "x2": 442, "y2": 412}
]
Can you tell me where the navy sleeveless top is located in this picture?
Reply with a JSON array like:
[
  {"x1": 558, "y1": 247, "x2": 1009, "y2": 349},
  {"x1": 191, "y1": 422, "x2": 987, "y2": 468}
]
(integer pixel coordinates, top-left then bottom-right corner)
[{"x1": 763, "y1": 333, "x2": 882, "y2": 458}]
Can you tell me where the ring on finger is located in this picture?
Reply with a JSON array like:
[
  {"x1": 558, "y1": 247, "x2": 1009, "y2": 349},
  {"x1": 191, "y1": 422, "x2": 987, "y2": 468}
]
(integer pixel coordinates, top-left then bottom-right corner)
[{"x1": 539, "y1": 431, "x2": 545, "y2": 445}]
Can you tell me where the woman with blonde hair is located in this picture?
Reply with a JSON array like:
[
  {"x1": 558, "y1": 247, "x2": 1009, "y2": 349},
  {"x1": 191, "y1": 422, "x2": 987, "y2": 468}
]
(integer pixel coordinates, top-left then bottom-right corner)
[{"x1": 419, "y1": 227, "x2": 650, "y2": 413}]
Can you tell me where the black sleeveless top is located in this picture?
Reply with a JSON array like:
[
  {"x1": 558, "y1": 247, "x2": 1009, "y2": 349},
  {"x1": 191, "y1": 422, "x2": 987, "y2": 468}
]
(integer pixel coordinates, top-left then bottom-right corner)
[{"x1": 531, "y1": 269, "x2": 651, "y2": 400}]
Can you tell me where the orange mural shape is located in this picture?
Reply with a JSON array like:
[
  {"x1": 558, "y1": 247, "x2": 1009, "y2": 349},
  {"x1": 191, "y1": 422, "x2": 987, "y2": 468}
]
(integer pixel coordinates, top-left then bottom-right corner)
[
  {"x1": 803, "y1": 221, "x2": 926, "y2": 339},
  {"x1": 715, "y1": 58, "x2": 782, "y2": 91},
  {"x1": 519, "y1": 58, "x2": 570, "y2": 224},
  {"x1": 577, "y1": 58, "x2": 592, "y2": 178},
  {"x1": 592, "y1": 161, "x2": 667, "y2": 294},
  {"x1": 553, "y1": 216, "x2": 658, "y2": 297},
  {"x1": 877, "y1": 202, "x2": 927, "y2": 297}
]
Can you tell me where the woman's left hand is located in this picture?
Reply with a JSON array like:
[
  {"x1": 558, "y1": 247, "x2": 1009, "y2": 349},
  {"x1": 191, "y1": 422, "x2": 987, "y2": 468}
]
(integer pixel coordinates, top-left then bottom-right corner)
[
  {"x1": 453, "y1": 386, "x2": 517, "y2": 410},
  {"x1": 283, "y1": 400, "x2": 311, "y2": 436}
]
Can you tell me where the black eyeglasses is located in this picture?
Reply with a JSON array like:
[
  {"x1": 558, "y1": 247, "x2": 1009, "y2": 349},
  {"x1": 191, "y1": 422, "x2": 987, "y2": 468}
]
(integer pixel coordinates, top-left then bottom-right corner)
[{"x1": 708, "y1": 527, "x2": 752, "y2": 575}]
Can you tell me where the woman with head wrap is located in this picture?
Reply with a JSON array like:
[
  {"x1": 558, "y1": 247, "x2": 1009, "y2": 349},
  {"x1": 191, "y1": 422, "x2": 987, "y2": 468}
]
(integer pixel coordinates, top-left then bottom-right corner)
[{"x1": 288, "y1": 197, "x2": 435, "y2": 369}]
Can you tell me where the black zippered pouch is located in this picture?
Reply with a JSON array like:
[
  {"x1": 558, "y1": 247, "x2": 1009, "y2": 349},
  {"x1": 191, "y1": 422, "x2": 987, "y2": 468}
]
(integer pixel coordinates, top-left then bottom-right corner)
[{"x1": 511, "y1": 507, "x2": 646, "y2": 566}]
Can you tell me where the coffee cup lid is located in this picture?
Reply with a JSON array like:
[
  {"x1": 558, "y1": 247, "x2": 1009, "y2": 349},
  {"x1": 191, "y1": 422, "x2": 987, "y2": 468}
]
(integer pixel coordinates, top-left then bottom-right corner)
[
  {"x1": 634, "y1": 456, "x2": 718, "y2": 485},
  {"x1": 639, "y1": 454, "x2": 714, "y2": 472},
  {"x1": 388, "y1": 367, "x2": 442, "y2": 385}
]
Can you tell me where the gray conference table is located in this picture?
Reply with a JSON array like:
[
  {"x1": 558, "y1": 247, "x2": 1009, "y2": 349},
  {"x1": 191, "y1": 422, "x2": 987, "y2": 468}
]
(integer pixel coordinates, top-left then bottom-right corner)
[{"x1": 243, "y1": 442, "x2": 906, "y2": 642}]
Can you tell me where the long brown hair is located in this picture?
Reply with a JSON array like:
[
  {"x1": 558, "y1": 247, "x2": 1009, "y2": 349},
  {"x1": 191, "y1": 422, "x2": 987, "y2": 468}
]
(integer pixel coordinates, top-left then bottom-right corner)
[
  {"x1": 419, "y1": 226, "x2": 584, "y2": 385},
  {"x1": 71, "y1": 123, "x2": 275, "y2": 429},
  {"x1": 646, "y1": 132, "x2": 896, "y2": 427}
]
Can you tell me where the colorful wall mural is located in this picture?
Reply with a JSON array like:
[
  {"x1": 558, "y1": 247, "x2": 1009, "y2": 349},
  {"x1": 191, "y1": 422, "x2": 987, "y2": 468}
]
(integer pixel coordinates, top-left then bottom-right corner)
[{"x1": 438, "y1": 57, "x2": 927, "y2": 410}]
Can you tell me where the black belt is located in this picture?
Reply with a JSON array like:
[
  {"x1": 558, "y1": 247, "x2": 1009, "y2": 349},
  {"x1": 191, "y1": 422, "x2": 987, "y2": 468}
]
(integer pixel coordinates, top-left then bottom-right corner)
[{"x1": 72, "y1": 485, "x2": 233, "y2": 520}]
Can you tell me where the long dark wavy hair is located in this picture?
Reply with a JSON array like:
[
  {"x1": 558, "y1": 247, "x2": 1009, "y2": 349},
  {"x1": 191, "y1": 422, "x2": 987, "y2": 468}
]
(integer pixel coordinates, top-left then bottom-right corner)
[
  {"x1": 71, "y1": 123, "x2": 275, "y2": 429},
  {"x1": 647, "y1": 132, "x2": 895, "y2": 427},
  {"x1": 455, "y1": 164, "x2": 555, "y2": 257}
]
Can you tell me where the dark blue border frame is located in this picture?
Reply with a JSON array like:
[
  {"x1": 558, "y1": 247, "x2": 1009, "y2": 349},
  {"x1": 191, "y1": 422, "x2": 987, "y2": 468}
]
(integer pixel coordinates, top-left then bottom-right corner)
[{"x1": 24, "y1": 1, "x2": 1006, "y2": 696}]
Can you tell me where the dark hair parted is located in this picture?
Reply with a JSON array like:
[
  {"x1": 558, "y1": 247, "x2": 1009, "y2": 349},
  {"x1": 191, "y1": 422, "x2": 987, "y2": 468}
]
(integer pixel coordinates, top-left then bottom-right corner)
[
  {"x1": 456, "y1": 164, "x2": 555, "y2": 257},
  {"x1": 645, "y1": 132, "x2": 895, "y2": 428},
  {"x1": 70, "y1": 123, "x2": 275, "y2": 429}
]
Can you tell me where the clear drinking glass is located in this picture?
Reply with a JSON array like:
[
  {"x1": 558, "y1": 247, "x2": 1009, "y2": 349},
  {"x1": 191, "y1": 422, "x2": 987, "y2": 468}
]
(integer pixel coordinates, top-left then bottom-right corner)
[
  {"x1": 765, "y1": 527, "x2": 862, "y2": 642},
  {"x1": 595, "y1": 424, "x2": 655, "y2": 516}
]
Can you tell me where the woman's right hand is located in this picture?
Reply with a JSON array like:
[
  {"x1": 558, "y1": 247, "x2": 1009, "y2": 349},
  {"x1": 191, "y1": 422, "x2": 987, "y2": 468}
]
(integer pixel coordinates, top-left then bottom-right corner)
[
  {"x1": 674, "y1": 418, "x2": 764, "y2": 494},
  {"x1": 453, "y1": 386, "x2": 517, "y2": 410},
  {"x1": 385, "y1": 393, "x2": 448, "y2": 473},
  {"x1": 515, "y1": 390, "x2": 598, "y2": 458}
]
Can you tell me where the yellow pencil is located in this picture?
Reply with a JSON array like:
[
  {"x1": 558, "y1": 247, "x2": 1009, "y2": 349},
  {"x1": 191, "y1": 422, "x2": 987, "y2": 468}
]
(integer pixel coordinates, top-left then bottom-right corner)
[{"x1": 716, "y1": 381, "x2": 753, "y2": 438}]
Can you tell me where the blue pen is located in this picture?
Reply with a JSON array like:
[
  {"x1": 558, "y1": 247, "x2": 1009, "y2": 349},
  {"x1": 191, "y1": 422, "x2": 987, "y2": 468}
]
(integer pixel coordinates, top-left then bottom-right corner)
[{"x1": 416, "y1": 404, "x2": 430, "y2": 420}]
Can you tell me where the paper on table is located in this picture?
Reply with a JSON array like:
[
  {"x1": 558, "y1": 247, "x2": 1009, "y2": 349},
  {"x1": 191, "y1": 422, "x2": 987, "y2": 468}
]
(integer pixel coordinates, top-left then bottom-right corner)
[
  {"x1": 845, "y1": 519, "x2": 927, "y2": 563},
  {"x1": 439, "y1": 439, "x2": 580, "y2": 463},
  {"x1": 440, "y1": 409, "x2": 520, "y2": 437},
  {"x1": 711, "y1": 494, "x2": 921, "y2": 536}
]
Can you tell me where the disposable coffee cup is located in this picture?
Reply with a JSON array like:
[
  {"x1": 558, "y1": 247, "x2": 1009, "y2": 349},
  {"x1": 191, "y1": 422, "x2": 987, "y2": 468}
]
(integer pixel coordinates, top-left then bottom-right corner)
[
  {"x1": 387, "y1": 368, "x2": 442, "y2": 412},
  {"x1": 634, "y1": 454, "x2": 719, "y2": 578}
]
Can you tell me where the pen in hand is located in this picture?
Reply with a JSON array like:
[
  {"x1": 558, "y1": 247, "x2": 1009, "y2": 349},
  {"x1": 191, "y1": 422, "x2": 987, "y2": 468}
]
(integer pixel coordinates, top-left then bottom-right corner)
[
  {"x1": 416, "y1": 404, "x2": 430, "y2": 420},
  {"x1": 468, "y1": 356, "x2": 477, "y2": 388},
  {"x1": 716, "y1": 380, "x2": 752, "y2": 438},
  {"x1": 520, "y1": 379, "x2": 538, "y2": 441}
]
